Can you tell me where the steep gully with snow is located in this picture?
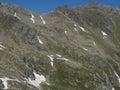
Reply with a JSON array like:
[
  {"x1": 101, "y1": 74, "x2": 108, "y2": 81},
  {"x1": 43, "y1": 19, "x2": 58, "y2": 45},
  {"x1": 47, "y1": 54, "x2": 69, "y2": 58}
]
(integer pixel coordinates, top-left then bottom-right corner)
[{"x1": 0, "y1": 2, "x2": 120, "y2": 90}]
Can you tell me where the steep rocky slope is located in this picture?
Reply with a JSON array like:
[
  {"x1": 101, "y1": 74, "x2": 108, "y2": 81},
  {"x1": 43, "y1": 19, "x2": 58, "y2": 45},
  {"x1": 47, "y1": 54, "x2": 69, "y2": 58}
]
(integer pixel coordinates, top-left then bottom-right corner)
[{"x1": 0, "y1": 2, "x2": 120, "y2": 90}]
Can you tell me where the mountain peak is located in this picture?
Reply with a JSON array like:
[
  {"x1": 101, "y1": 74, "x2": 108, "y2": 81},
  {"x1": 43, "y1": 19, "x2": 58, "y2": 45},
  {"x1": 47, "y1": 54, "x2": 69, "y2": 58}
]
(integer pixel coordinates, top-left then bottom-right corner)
[{"x1": 0, "y1": 2, "x2": 120, "y2": 90}]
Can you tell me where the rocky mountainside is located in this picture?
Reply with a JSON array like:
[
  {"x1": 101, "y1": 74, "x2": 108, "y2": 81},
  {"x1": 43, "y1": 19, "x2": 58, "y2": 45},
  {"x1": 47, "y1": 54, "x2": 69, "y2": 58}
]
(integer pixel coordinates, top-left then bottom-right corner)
[{"x1": 0, "y1": 2, "x2": 120, "y2": 90}]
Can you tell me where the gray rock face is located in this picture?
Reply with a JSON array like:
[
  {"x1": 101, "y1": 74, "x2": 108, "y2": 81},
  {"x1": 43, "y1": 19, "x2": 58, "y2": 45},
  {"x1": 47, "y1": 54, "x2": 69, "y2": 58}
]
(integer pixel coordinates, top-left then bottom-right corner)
[{"x1": 0, "y1": 2, "x2": 120, "y2": 90}]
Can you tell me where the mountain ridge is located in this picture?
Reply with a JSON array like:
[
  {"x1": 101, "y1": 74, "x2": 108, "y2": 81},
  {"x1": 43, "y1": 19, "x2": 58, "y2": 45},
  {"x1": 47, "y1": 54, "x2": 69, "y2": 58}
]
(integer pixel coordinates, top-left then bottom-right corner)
[{"x1": 0, "y1": 2, "x2": 120, "y2": 90}]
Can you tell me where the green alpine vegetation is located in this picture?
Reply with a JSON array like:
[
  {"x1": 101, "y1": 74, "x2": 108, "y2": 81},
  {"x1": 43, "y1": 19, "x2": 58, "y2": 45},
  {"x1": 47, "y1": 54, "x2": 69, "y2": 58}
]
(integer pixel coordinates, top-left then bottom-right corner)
[{"x1": 0, "y1": 2, "x2": 120, "y2": 90}]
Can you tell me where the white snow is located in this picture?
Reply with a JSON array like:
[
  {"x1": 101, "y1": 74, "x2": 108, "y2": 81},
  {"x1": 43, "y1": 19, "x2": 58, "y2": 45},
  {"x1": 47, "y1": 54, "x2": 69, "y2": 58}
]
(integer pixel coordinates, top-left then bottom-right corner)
[
  {"x1": 0, "y1": 77, "x2": 19, "y2": 89},
  {"x1": 101, "y1": 31, "x2": 107, "y2": 36},
  {"x1": 0, "y1": 43, "x2": 5, "y2": 50},
  {"x1": 112, "y1": 87, "x2": 115, "y2": 90},
  {"x1": 14, "y1": 12, "x2": 21, "y2": 20},
  {"x1": 101, "y1": 31, "x2": 107, "y2": 39},
  {"x1": 50, "y1": 62, "x2": 54, "y2": 67},
  {"x1": 56, "y1": 54, "x2": 62, "y2": 58},
  {"x1": 0, "y1": 44, "x2": 5, "y2": 49},
  {"x1": 47, "y1": 55, "x2": 54, "y2": 62},
  {"x1": 74, "y1": 24, "x2": 77, "y2": 27},
  {"x1": 0, "y1": 78, "x2": 8, "y2": 89},
  {"x1": 30, "y1": 14, "x2": 35, "y2": 23},
  {"x1": 47, "y1": 54, "x2": 70, "y2": 66},
  {"x1": 37, "y1": 36, "x2": 43, "y2": 44},
  {"x1": 79, "y1": 26, "x2": 87, "y2": 32},
  {"x1": 83, "y1": 48, "x2": 88, "y2": 51},
  {"x1": 47, "y1": 55, "x2": 54, "y2": 67},
  {"x1": 40, "y1": 16, "x2": 46, "y2": 24},
  {"x1": 114, "y1": 71, "x2": 120, "y2": 84},
  {"x1": 74, "y1": 28, "x2": 78, "y2": 32},
  {"x1": 55, "y1": 54, "x2": 69, "y2": 61},
  {"x1": 56, "y1": 57, "x2": 69, "y2": 61},
  {"x1": 93, "y1": 41, "x2": 96, "y2": 46},
  {"x1": 74, "y1": 24, "x2": 78, "y2": 31},
  {"x1": 26, "y1": 72, "x2": 46, "y2": 87},
  {"x1": 65, "y1": 30, "x2": 67, "y2": 34}
]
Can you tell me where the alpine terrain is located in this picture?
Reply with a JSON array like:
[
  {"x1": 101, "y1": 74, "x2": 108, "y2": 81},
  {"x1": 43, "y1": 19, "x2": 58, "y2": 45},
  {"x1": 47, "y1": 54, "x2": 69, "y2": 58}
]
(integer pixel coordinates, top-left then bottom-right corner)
[{"x1": 0, "y1": 2, "x2": 120, "y2": 90}]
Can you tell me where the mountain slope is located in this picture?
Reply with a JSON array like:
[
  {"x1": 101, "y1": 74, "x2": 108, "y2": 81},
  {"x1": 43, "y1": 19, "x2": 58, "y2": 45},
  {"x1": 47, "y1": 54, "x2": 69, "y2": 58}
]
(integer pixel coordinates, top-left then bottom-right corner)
[{"x1": 0, "y1": 3, "x2": 120, "y2": 90}]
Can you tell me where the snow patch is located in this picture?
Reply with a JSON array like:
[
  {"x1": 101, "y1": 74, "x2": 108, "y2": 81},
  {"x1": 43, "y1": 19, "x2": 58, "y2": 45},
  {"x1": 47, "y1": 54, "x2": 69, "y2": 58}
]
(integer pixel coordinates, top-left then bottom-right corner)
[
  {"x1": 47, "y1": 55, "x2": 54, "y2": 62},
  {"x1": 50, "y1": 62, "x2": 54, "y2": 67},
  {"x1": 74, "y1": 24, "x2": 77, "y2": 27},
  {"x1": 47, "y1": 54, "x2": 69, "y2": 66},
  {"x1": 0, "y1": 44, "x2": 5, "y2": 48},
  {"x1": 101, "y1": 31, "x2": 107, "y2": 39},
  {"x1": 93, "y1": 41, "x2": 96, "y2": 46},
  {"x1": 47, "y1": 55, "x2": 54, "y2": 67},
  {"x1": 56, "y1": 57, "x2": 69, "y2": 61},
  {"x1": 101, "y1": 31, "x2": 107, "y2": 36},
  {"x1": 0, "y1": 77, "x2": 19, "y2": 89},
  {"x1": 26, "y1": 72, "x2": 46, "y2": 87},
  {"x1": 74, "y1": 24, "x2": 78, "y2": 31},
  {"x1": 83, "y1": 48, "x2": 88, "y2": 51},
  {"x1": 37, "y1": 36, "x2": 43, "y2": 44},
  {"x1": 74, "y1": 28, "x2": 78, "y2": 32},
  {"x1": 56, "y1": 54, "x2": 62, "y2": 58},
  {"x1": 0, "y1": 43, "x2": 5, "y2": 50},
  {"x1": 112, "y1": 87, "x2": 115, "y2": 90},
  {"x1": 79, "y1": 26, "x2": 87, "y2": 32},
  {"x1": 40, "y1": 16, "x2": 46, "y2": 24},
  {"x1": 14, "y1": 12, "x2": 21, "y2": 20},
  {"x1": 65, "y1": 30, "x2": 67, "y2": 34},
  {"x1": 30, "y1": 14, "x2": 35, "y2": 23},
  {"x1": 55, "y1": 54, "x2": 69, "y2": 61},
  {"x1": 114, "y1": 71, "x2": 120, "y2": 84}
]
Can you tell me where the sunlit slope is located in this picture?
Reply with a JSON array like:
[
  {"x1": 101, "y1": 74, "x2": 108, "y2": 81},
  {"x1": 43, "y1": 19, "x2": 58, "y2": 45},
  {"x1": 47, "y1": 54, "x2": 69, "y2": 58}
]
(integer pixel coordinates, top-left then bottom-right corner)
[{"x1": 0, "y1": 3, "x2": 120, "y2": 90}]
